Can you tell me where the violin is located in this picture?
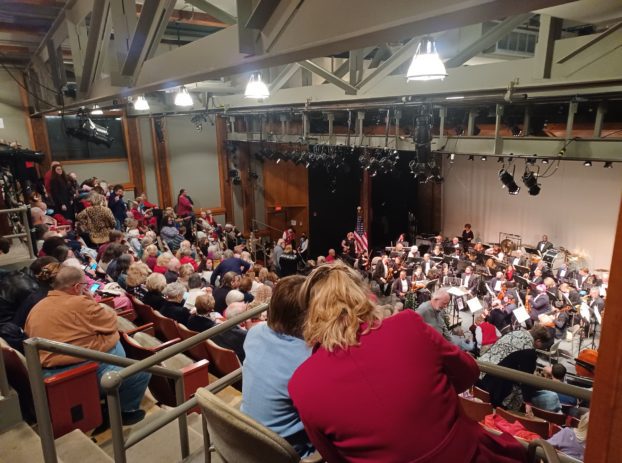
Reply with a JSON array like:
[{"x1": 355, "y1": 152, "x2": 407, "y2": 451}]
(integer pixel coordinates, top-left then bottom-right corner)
[
  {"x1": 524, "y1": 287, "x2": 531, "y2": 313},
  {"x1": 498, "y1": 283, "x2": 508, "y2": 301},
  {"x1": 575, "y1": 348, "x2": 598, "y2": 378}
]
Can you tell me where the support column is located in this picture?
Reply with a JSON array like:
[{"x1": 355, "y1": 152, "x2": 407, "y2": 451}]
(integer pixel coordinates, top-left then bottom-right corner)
[
  {"x1": 522, "y1": 106, "x2": 531, "y2": 136},
  {"x1": 593, "y1": 102, "x2": 607, "y2": 138},
  {"x1": 494, "y1": 104, "x2": 504, "y2": 154},
  {"x1": 327, "y1": 112, "x2": 335, "y2": 145},
  {"x1": 123, "y1": 116, "x2": 146, "y2": 195},
  {"x1": 438, "y1": 107, "x2": 447, "y2": 146},
  {"x1": 237, "y1": 142, "x2": 254, "y2": 234},
  {"x1": 216, "y1": 116, "x2": 233, "y2": 224},
  {"x1": 150, "y1": 117, "x2": 173, "y2": 208},
  {"x1": 533, "y1": 15, "x2": 562, "y2": 79},
  {"x1": 467, "y1": 110, "x2": 477, "y2": 136},
  {"x1": 566, "y1": 101, "x2": 578, "y2": 142},
  {"x1": 585, "y1": 199, "x2": 622, "y2": 463}
]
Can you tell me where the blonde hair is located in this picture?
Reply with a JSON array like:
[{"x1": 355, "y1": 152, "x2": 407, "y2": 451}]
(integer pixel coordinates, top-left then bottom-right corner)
[
  {"x1": 156, "y1": 252, "x2": 173, "y2": 267},
  {"x1": 195, "y1": 294, "x2": 215, "y2": 315},
  {"x1": 300, "y1": 261, "x2": 381, "y2": 351},
  {"x1": 142, "y1": 244, "x2": 158, "y2": 261},
  {"x1": 179, "y1": 263, "x2": 195, "y2": 279},
  {"x1": 126, "y1": 262, "x2": 151, "y2": 287},
  {"x1": 574, "y1": 412, "x2": 589, "y2": 442},
  {"x1": 254, "y1": 284, "x2": 272, "y2": 303},
  {"x1": 145, "y1": 272, "x2": 167, "y2": 292}
]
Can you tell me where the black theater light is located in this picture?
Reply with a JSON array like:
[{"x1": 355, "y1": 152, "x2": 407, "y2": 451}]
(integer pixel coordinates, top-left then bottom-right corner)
[
  {"x1": 522, "y1": 170, "x2": 541, "y2": 196},
  {"x1": 499, "y1": 169, "x2": 520, "y2": 195}
]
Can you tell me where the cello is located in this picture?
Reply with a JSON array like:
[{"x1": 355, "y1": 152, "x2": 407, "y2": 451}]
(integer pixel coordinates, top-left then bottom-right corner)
[{"x1": 575, "y1": 349, "x2": 598, "y2": 378}]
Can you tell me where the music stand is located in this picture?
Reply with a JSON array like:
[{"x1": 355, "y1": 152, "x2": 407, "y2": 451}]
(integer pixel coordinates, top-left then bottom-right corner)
[
  {"x1": 524, "y1": 247, "x2": 539, "y2": 255},
  {"x1": 514, "y1": 275, "x2": 529, "y2": 289},
  {"x1": 515, "y1": 264, "x2": 529, "y2": 275},
  {"x1": 447, "y1": 286, "x2": 469, "y2": 327}
]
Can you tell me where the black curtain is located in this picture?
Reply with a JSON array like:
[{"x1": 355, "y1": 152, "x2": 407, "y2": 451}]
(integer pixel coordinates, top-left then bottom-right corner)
[
  {"x1": 370, "y1": 154, "x2": 418, "y2": 250},
  {"x1": 308, "y1": 157, "x2": 361, "y2": 258}
]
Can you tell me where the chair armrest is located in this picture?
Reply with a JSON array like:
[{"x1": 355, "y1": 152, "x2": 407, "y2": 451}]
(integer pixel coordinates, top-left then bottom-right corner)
[
  {"x1": 99, "y1": 297, "x2": 115, "y2": 305},
  {"x1": 117, "y1": 308, "x2": 136, "y2": 319},
  {"x1": 301, "y1": 451, "x2": 324, "y2": 463},
  {"x1": 152, "y1": 338, "x2": 181, "y2": 351},
  {"x1": 126, "y1": 322, "x2": 155, "y2": 336}
]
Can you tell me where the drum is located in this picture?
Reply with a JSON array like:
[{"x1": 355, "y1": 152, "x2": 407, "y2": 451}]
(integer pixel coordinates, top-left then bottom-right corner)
[{"x1": 542, "y1": 248, "x2": 561, "y2": 265}]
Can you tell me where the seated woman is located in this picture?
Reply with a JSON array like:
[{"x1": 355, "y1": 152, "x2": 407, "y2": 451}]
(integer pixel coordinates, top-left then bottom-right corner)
[
  {"x1": 125, "y1": 262, "x2": 151, "y2": 299},
  {"x1": 12, "y1": 257, "x2": 61, "y2": 329},
  {"x1": 142, "y1": 273, "x2": 168, "y2": 311},
  {"x1": 242, "y1": 275, "x2": 313, "y2": 457},
  {"x1": 160, "y1": 282, "x2": 191, "y2": 325},
  {"x1": 213, "y1": 271, "x2": 239, "y2": 313},
  {"x1": 547, "y1": 411, "x2": 588, "y2": 461},
  {"x1": 142, "y1": 244, "x2": 159, "y2": 270},
  {"x1": 478, "y1": 326, "x2": 551, "y2": 410},
  {"x1": 153, "y1": 252, "x2": 173, "y2": 274},
  {"x1": 289, "y1": 261, "x2": 526, "y2": 463},
  {"x1": 187, "y1": 294, "x2": 246, "y2": 361}
]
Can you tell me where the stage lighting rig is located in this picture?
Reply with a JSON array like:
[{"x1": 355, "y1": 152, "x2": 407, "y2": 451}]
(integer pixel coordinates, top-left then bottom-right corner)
[
  {"x1": 522, "y1": 166, "x2": 541, "y2": 196},
  {"x1": 65, "y1": 109, "x2": 114, "y2": 147},
  {"x1": 499, "y1": 168, "x2": 520, "y2": 195}
]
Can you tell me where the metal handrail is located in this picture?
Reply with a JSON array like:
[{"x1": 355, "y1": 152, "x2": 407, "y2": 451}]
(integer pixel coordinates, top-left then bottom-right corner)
[
  {"x1": 477, "y1": 361, "x2": 592, "y2": 401},
  {"x1": 0, "y1": 205, "x2": 36, "y2": 259},
  {"x1": 20, "y1": 300, "x2": 592, "y2": 463},
  {"x1": 0, "y1": 340, "x2": 10, "y2": 397},
  {"x1": 528, "y1": 439, "x2": 563, "y2": 463}
]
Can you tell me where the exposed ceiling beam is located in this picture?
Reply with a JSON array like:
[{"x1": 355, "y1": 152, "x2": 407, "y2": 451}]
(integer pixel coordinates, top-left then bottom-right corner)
[
  {"x1": 269, "y1": 62, "x2": 300, "y2": 92},
  {"x1": 51, "y1": 0, "x2": 572, "y2": 109},
  {"x1": 136, "y1": 4, "x2": 228, "y2": 29},
  {"x1": 0, "y1": 22, "x2": 49, "y2": 35},
  {"x1": 444, "y1": 13, "x2": 536, "y2": 68},
  {"x1": 245, "y1": 0, "x2": 281, "y2": 30},
  {"x1": 356, "y1": 37, "x2": 419, "y2": 93},
  {"x1": 78, "y1": 0, "x2": 111, "y2": 94},
  {"x1": 185, "y1": 0, "x2": 237, "y2": 25},
  {"x1": 297, "y1": 60, "x2": 358, "y2": 94}
]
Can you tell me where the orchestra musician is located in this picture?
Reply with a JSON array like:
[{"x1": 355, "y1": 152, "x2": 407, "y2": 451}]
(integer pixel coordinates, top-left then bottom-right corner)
[
  {"x1": 372, "y1": 255, "x2": 393, "y2": 296},
  {"x1": 576, "y1": 267, "x2": 598, "y2": 292},
  {"x1": 558, "y1": 283, "x2": 581, "y2": 307},
  {"x1": 529, "y1": 284, "x2": 552, "y2": 323},
  {"x1": 412, "y1": 265, "x2": 426, "y2": 282},
  {"x1": 536, "y1": 235, "x2": 554, "y2": 254},
  {"x1": 505, "y1": 264, "x2": 515, "y2": 282},
  {"x1": 341, "y1": 232, "x2": 357, "y2": 265},
  {"x1": 489, "y1": 271, "x2": 507, "y2": 294},
  {"x1": 406, "y1": 245, "x2": 420, "y2": 261},
  {"x1": 461, "y1": 266, "x2": 479, "y2": 295},
  {"x1": 461, "y1": 224, "x2": 474, "y2": 252},
  {"x1": 555, "y1": 262, "x2": 574, "y2": 283},
  {"x1": 421, "y1": 253, "x2": 435, "y2": 277},
  {"x1": 432, "y1": 235, "x2": 445, "y2": 250},
  {"x1": 531, "y1": 268, "x2": 544, "y2": 286},
  {"x1": 510, "y1": 250, "x2": 526, "y2": 267},
  {"x1": 473, "y1": 242, "x2": 485, "y2": 254},
  {"x1": 588, "y1": 287, "x2": 605, "y2": 317},
  {"x1": 431, "y1": 245, "x2": 444, "y2": 258},
  {"x1": 392, "y1": 270, "x2": 412, "y2": 302}
]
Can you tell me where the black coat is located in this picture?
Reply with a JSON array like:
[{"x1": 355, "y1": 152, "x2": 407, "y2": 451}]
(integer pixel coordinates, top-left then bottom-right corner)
[
  {"x1": 186, "y1": 314, "x2": 247, "y2": 362},
  {"x1": 159, "y1": 300, "x2": 190, "y2": 326}
]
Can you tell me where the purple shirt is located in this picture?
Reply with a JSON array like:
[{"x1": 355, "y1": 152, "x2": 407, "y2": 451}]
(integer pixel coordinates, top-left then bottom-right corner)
[{"x1": 547, "y1": 427, "x2": 585, "y2": 460}]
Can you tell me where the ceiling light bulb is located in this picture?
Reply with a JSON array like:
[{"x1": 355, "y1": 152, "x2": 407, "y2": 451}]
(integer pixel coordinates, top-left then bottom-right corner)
[
  {"x1": 244, "y1": 73, "x2": 270, "y2": 99},
  {"x1": 174, "y1": 86, "x2": 193, "y2": 107},
  {"x1": 133, "y1": 95, "x2": 150, "y2": 111},
  {"x1": 604, "y1": 162, "x2": 613, "y2": 168},
  {"x1": 583, "y1": 160, "x2": 592, "y2": 167},
  {"x1": 90, "y1": 104, "x2": 103, "y2": 115},
  {"x1": 406, "y1": 38, "x2": 447, "y2": 81}
]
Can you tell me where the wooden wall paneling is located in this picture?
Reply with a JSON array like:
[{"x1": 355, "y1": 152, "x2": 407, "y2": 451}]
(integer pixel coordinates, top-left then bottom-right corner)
[
  {"x1": 122, "y1": 115, "x2": 146, "y2": 196},
  {"x1": 30, "y1": 116, "x2": 51, "y2": 170},
  {"x1": 215, "y1": 116, "x2": 233, "y2": 224},
  {"x1": 262, "y1": 158, "x2": 309, "y2": 239},
  {"x1": 150, "y1": 117, "x2": 173, "y2": 208},
  {"x1": 18, "y1": 75, "x2": 35, "y2": 150},
  {"x1": 236, "y1": 143, "x2": 254, "y2": 234},
  {"x1": 584, "y1": 198, "x2": 622, "y2": 463}
]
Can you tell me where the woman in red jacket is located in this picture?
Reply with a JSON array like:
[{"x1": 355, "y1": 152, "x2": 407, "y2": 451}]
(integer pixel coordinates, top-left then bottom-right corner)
[{"x1": 289, "y1": 262, "x2": 526, "y2": 463}]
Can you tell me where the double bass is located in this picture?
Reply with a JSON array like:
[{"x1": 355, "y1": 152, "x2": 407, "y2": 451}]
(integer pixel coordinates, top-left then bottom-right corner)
[{"x1": 575, "y1": 349, "x2": 598, "y2": 378}]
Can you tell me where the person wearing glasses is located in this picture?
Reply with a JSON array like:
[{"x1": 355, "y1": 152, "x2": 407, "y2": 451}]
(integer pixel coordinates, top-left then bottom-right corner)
[
  {"x1": 416, "y1": 288, "x2": 452, "y2": 341},
  {"x1": 289, "y1": 261, "x2": 526, "y2": 463},
  {"x1": 25, "y1": 266, "x2": 150, "y2": 427}
]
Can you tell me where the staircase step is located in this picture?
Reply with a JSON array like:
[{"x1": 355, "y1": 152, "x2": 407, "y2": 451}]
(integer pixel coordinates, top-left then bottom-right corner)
[
  {"x1": 0, "y1": 421, "x2": 45, "y2": 463},
  {"x1": 56, "y1": 429, "x2": 113, "y2": 463},
  {"x1": 99, "y1": 410, "x2": 204, "y2": 463}
]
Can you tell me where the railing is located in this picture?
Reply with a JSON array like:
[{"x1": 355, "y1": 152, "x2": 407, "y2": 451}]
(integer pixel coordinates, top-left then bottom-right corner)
[
  {"x1": 23, "y1": 302, "x2": 269, "y2": 463},
  {"x1": 0, "y1": 339, "x2": 10, "y2": 398},
  {"x1": 22, "y1": 300, "x2": 590, "y2": 463},
  {"x1": 0, "y1": 206, "x2": 36, "y2": 260}
]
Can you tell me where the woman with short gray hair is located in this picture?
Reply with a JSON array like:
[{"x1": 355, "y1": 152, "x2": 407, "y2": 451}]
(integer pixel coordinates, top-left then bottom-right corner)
[{"x1": 159, "y1": 282, "x2": 190, "y2": 325}]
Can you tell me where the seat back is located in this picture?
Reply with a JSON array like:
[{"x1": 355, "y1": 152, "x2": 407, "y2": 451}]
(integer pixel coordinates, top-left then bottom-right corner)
[
  {"x1": 205, "y1": 339, "x2": 241, "y2": 377},
  {"x1": 132, "y1": 298, "x2": 159, "y2": 326},
  {"x1": 472, "y1": 386, "x2": 491, "y2": 403},
  {"x1": 196, "y1": 388, "x2": 300, "y2": 463},
  {"x1": 177, "y1": 324, "x2": 212, "y2": 363},
  {"x1": 1, "y1": 343, "x2": 35, "y2": 422},
  {"x1": 530, "y1": 405, "x2": 566, "y2": 426},
  {"x1": 459, "y1": 396, "x2": 493, "y2": 423},
  {"x1": 152, "y1": 311, "x2": 182, "y2": 342},
  {"x1": 495, "y1": 408, "x2": 550, "y2": 438}
]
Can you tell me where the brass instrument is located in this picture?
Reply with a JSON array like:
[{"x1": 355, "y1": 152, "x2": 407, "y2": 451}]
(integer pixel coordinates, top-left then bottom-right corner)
[{"x1": 500, "y1": 238, "x2": 517, "y2": 255}]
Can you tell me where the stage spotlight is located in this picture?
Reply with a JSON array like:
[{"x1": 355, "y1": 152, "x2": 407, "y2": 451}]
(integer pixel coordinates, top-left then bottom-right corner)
[
  {"x1": 510, "y1": 125, "x2": 521, "y2": 136},
  {"x1": 481, "y1": 156, "x2": 487, "y2": 161},
  {"x1": 583, "y1": 160, "x2": 592, "y2": 167},
  {"x1": 499, "y1": 169, "x2": 520, "y2": 195},
  {"x1": 604, "y1": 162, "x2": 613, "y2": 168},
  {"x1": 541, "y1": 158, "x2": 549, "y2": 164},
  {"x1": 448, "y1": 153, "x2": 455, "y2": 164},
  {"x1": 497, "y1": 157, "x2": 504, "y2": 163},
  {"x1": 522, "y1": 171, "x2": 541, "y2": 196},
  {"x1": 468, "y1": 155, "x2": 474, "y2": 161}
]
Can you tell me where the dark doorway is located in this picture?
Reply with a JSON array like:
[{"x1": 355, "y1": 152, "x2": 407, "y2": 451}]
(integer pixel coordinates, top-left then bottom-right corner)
[
  {"x1": 308, "y1": 157, "x2": 361, "y2": 257},
  {"x1": 370, "y1": 154, "x2": 418, "y2": 250}
]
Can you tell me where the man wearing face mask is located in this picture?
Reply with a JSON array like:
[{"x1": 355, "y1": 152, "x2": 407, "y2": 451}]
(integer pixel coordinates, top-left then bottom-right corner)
[{"x1": 25, "y1": 266, "x2": 150, "y2": 425}]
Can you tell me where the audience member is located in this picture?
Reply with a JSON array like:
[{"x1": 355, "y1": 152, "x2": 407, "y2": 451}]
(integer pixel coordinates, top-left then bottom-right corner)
[
  {"x1": 289, "y1": 262, "x2": 525, "y2": 462},
  {"x1": 209, "y1": 249, "x2": 251, "y2": 286},
  {"x1": 160, "y1": 282, "x2": 191, "y2": 325},
  {"x1": 547, "y1": 412, "x2": 589, "y2": 460},
  {"x1": 142, "y1": 273, "x2": 168, "y2": 311},
  {"x1": 416, "y1": 289, "x2": 451, "y2": 341}
]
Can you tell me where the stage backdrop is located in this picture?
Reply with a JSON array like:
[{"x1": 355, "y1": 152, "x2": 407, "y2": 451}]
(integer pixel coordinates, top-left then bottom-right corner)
[{"x1": 442, "y1": 156, "x2": 622, "y2": 270}]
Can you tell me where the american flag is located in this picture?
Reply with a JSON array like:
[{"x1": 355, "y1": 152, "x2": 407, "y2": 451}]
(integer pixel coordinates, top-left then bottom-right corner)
[{"x1": 354, "y1": 210, "x2": 368, "y2": 254}]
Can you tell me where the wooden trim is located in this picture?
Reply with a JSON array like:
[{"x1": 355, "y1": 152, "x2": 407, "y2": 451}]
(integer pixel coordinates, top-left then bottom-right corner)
[
  {"x1": 17, "y1": 74, "x2": 35, "y2": 149},
  {"x1": 193, "y1": 207, "x2": 226, "y2": 215},
  {"x1": 215, "y1": 116, "x2": 232, "y2": 223},
  {"x1": 123, "y1": 115, "x2": 146, "y2": 196},
  {"x1": 584, "y1": 199, "x2": 622, "y2": 463},
  {"x1": 237, "y1": 142, "x2": 253, "y2": 234},
  {"x1": 30, "y1": 116, "x2": 52, "y2": 170},
  {"x1": 60, "y1": 157, "x2": 128, "y2": 165},
  {"x1": 150, "y1": 117, "x2": 173, "y2": 208}
]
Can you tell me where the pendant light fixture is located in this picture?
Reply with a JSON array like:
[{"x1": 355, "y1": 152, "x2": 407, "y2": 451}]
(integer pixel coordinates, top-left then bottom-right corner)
[
  {"x1": 90, "y1": 104, "x2": 103, "y2": 115},
  {"x1": 406, "y1": 37, "x2": 447, "y2": 81},
  {"x1": 133, "y1": 95, "x2": 150, "y2": 111},
  {"x1": 174, "y1": 86, "x2": 193, "y2": 107},
  {"x1": 244, "y1": 73, "x2": 270, "y2": 99}
]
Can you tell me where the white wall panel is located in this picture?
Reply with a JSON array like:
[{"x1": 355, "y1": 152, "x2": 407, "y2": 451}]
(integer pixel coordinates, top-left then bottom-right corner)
[{"x1": 442, "y1": 156, "x2": 622, "y2": 270}]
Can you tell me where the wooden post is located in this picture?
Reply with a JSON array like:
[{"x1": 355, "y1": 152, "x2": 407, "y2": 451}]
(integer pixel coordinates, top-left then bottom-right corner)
[
  {"x1": 150, "y1": 117, "x2": 173, "y2": 208},
  {"x1": 215, "y1": 116, "x2": 233, "y2": 224},
  {"x1": 123, "y1": 116, "x2": 146, "y2": 196},
  {"x1": 584, "y1": 198, "x2": 622, "y2": 463}
]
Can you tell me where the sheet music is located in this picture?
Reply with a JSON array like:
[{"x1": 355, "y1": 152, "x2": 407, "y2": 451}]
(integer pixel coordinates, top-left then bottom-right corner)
[
  {"x1": 513, "y1": 307, "x2": 531, "y2": 324},
  {"x1": 594, "y1": 308, "x2": 602, "y2": 325},
  {"x1": 447, "y1": 286, "x2": 469, "y2": 296},
  {"x1": 494, "y1": 281, "x2": 502, "y2": 292},
  {"x1": 467, "y1": 298, "x2": 483, "y2": 313},
  {"x1": 580, "y1": 302, "x2": 591, "y2": 320}
]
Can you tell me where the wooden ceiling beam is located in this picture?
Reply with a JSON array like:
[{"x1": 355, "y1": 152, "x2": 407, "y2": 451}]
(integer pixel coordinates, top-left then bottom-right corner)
[{"x1": 136, "y1": 4, "x2": 227, "y2": 29}]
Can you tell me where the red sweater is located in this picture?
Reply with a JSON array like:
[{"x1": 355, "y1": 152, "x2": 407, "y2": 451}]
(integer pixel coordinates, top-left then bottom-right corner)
[
  {"x1": 177, "y1": 195, "x2": 193, "y2": 216},
  {"x1": 479, "y1": 321, "x2": 499, "y2": 346},
  {"x1": 289, "y1": 311, "x2": 525, "y2": 463}
]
